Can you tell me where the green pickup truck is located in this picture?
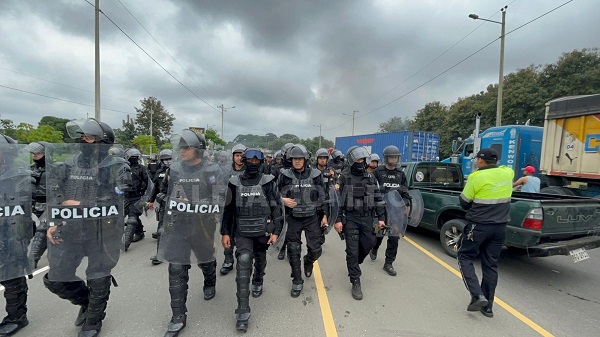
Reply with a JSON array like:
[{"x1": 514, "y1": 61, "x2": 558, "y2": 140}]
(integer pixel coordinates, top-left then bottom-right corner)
[{"x1": 401, "y1": 162, "x2": 600, "y2": 259}]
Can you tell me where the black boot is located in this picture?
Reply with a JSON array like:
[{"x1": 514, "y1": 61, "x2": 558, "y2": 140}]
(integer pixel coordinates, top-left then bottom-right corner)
[
  {"x1": 199, "y1": 260, "x2": 217, "y2": 300},
  {"x1": 287, "y1": 242, "x2": 303, "y2": 298},
  {"x1": 151, "y1": 233, "x2": 163, "y2": 265},
  {"x1": 251, "y1": 252, "x2": 267, "y2": 298},
  {"x1": 220, "y1": 247, "x2": 234, "y2": 275},
  {"x1": 351, "y1": 280, "x2": 363, "y2": 300},
  {"x1": 165, "y1": 264, "x2": 190, "y2": 337},
  {"x1": 303, "y1": 255, "x2": 314, "y2": 278},
  {"x1": 122, "y1": 220, "x2": 136, "y2": 252},
  {"x1": 383, "y1": 263, "x2": 397, "y2": 276},
  {"x1": 43, "y1": 274, "x2": 89, "y2": 326},
  {"x1": 0, "y1": 277, "x2": 29, "y2": 337},
  {"x1": 235, "y1": 253, "x2": 252, "y2": 332},
  {"x1": 78, "y1": 276, "x2": 112, "y2": 337},
  {"x1": 30, "y1": 230, "x2": 48, "y2": 268},
  {"x1": 277, "y1": 243, "x2": 287, "y2": 260}
]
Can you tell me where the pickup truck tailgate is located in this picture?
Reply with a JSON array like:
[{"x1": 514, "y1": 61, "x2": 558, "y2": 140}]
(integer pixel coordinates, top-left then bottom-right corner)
[{"x1": 539, "y1": 199, "x2": 600, "y2": 236}]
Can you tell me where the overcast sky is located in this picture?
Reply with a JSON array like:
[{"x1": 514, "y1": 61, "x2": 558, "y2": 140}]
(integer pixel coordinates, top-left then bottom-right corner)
[{"x1": 0, "y1": 0, "x2": 598, "y2": 143}]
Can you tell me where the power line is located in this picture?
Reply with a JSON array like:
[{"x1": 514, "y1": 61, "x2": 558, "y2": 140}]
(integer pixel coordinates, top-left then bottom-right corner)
[
  {"x1": 0, "y1": 84, "x2": 132, "y2": 115},
  {"x1": 0, "y1": 66, "x2": 139, "y2": 104},
  {"x1": 352, "y1": 0, "x2": 573, "y2": 122},
  {"x1": 82, "y1": 0, "x2": 219, "y2": 113},
  {"x1": 360, "y1": 0, "x2": 521, "y2": 111},
  {"x1": 115, "y1": 0, "x2": 218, "y2": 105}
]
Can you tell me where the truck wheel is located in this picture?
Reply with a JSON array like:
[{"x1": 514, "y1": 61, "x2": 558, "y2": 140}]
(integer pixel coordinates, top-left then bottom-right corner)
[
  {"x1": 440, "y1": 219, "x2": 467, "y2": 258},
  {"x1": 540, "y1": 186, "x2": 576, "y2": 196}
]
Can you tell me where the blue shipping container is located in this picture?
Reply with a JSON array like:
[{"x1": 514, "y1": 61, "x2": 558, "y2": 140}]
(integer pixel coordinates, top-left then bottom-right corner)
[{"x1": 335, "y1": 131, "x2": 440, "y2": 162}]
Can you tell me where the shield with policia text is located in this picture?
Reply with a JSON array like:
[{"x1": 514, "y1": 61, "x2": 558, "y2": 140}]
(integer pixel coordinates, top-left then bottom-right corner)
[
  {"x1": 157, "y1": 159, "x2": 227, "y2": 265},
  {"x1": 45, "y1": 143, "x2": 127, "y2": 282},
  {"x1": 382, "y1": 190, "x2": 409, "y2": 236},
  {"x1": 0, "y1": 143, "x2": 34, "y2": 282}
]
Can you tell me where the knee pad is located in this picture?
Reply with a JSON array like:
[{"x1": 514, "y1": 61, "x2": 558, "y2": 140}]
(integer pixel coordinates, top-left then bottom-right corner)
[
  {"x1": 237, "y1": 253, "x2": 253, "y2": 269},
  {"x1": 168, "y1": 264, "x2": 191, "y2": 277},
  {"x1": 287, "y1": 242, "x2": 302, "y2": 256}
]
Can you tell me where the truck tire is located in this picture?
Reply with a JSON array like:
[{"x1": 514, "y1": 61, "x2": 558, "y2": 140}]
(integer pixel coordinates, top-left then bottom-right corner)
[
  {"x1": 440, "y1": 219, "x2": 467, "y2": 258},
  {"x1": 540, "y1": 186, "x2": 576, "y2": 196}
]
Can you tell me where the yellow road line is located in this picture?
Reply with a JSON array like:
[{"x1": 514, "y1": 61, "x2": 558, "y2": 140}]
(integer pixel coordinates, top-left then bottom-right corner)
[
  {"x1": 403, "y1": 235, "x2": 555, "y2": 337},
  {"x1": 313, "y1": 260, "x2": 339, "y2": 337}
]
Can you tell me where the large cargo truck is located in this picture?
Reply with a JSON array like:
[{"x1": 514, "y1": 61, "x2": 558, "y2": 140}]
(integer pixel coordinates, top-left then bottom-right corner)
[
  {"x1": 540, "y1": 94, "x2": 600, "y2": 197},
  {"x1": 335, "y1": 131, "x2": 440, "y2": 162}
]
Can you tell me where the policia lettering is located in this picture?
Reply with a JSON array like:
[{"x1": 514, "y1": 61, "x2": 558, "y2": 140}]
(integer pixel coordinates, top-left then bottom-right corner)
[
  {"x1": 50, "y1": 206, "x2": 120, "y2": 220},
  {"x1": 167, "y1": 201, "x2": 220, "y2": 214}
]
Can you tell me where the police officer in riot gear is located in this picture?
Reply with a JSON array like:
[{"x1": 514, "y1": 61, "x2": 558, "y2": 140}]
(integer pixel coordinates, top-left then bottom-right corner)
[
  {"x1": 148, "y1": 149, "x2": 173, "y2": 265},
  {"x1": 217, "y1": 150, "x2": 228, "y2": 168},
  {"x1": 43, "y1": 118, "x2": 128, "y2": 337},
  {"x1": 270, "y1": 150, "x2": 283, "y2": 179},
  {"x1": 221, "y1": 148, "x2": 283, "y2": 332},
  {"x1": 157, "y1": 129, "x2": 226, "y2": 337},
  {"x1": 315, "y1": 148, "x2": 334, "y2": 244},
  {"x1": 261, "y1": 152, "x2": 273, "y2": 174},
  {"x1": 334, "y1": 146, "x2": 385, "y2": 300},
  {"x1": 0, "y1": 134, "x2": 34, "y2": 337},
  {"x1": 29, "y1": 141, "x2": 51, "y2": 268},
  {"x1": 275, "y1": 142, "x2": 296, "y2": 260},
  {"x1": 122, "y1": 148, "x2": 150, "y2": 250},
  {"x1": 220, "y1": 143, "x2": 247, "y2": 275},
  {"x1": 147, "y1": 154, "x2": 159, "y2": 181},
  {"x1": 370, "y1": 146, "x2": 409, "y2": 276},
  {"x1": 367, "y1": 153, "x2": 380, "y2": 173},
  {"x1": 278, "y1": 145, "x2": 328, "y2": 298}
]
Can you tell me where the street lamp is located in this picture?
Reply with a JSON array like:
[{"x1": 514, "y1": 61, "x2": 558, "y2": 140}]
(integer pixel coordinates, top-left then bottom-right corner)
[
  {"x1": 217, "y1": 104, "x2": 235, "y2": 142},
  {"x1": 342, "y1": 110, "x2": 358, "y2": 135},
  {"x1": 469, "y1": 6, "x2": 507, "y2": 127},
  {"x1": 314, "y1": 124, "x2": 322, "y2": 148}
]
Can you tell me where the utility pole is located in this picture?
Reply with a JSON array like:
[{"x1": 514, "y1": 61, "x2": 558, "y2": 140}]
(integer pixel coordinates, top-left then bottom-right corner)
[
  {"x1": 314, "y1": 124, "x2": 322, "y2": 148},
  {"x1": 94, "y1": 0, "x2": 101, "y2": 121},
  {"x1": 343, "y1": 110, "x2": 358, "y2": 135},
  {"x1": 496, "y1": 7, "x2": 507, "y2": 127},
  {"x1": 217, "y1": 104, "x2": 235, "y2": 142},
  {"x1": 149, "y1": 107, "x2": 153, "y2": 154}
]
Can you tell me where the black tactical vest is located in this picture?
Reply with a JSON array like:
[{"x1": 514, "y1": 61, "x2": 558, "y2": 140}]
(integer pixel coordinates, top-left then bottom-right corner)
[
  {"x1": 375, "y1": 165, "x2": 404, "y2": 192},
  {"x1": 230, "y1": 174, "x2": 273, "y2": 237},
  {"x1": 344, "y1": 172, "x2": 378, "y2": 212},
  {"x1": 282, "y1": 168, "x2": 322, "y2": 218}
]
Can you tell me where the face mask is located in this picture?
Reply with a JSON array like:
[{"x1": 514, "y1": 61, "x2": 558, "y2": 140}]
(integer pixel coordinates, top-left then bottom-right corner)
[
  {"x1": 351, "y1": 161, "x2": 366, "y2": 174},
  {"x1": 128, "y1": 157, "x2": 139, "y2": 165},
  {"x1": 245, "y1": 162, "x2": 261, "y2": 175}
]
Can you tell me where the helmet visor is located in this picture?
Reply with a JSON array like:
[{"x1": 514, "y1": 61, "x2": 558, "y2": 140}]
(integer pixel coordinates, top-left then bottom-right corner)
[
  {"x1": 244, "y1": 150, "x2": 264, "y2": 160},
  {"x1": 66, "y1": 119, "x2": 103, "y2": 140},
  {"x1": 349, "y1": 147, "x2": 370, "y2": 162}
]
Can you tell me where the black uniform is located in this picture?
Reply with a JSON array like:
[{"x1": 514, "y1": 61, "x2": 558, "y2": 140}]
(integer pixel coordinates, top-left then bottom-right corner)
[
  {"x1": 147, "y1": 160, "x2": 159, "y2": 181},
  {"x1": 277, "y1": 166, "x2": 328, "y2": 296},
  {"x1": 124, "y1": 159, "x2": 149, "y2": 237},
  {"x1": 149, "y1": 164, "x2": 169, "y2": 264},
  {"x1": 371, "y1": 165, "x2": 410, "y2": 272},
  {"x1": 336, "y1": 166, "x2": 385, "y2": 285},
  {"x1": 30, "y1": 157, "x2": 48, "y2": 268},
  {"x1": 221, "y1": 170, "x2": 283, "y2": 331},
  {"x1": 220, "y1": 163, "x2": 245, "y2": 274}
]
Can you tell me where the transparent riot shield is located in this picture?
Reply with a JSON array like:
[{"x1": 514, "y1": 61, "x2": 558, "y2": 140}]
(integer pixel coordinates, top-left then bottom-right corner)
[
  {"x1": 45, "y1": 143, "x2": 127, "y2": 282},
  {"x1": 157, "y1": 161, "x2": 226, "y2": 265},
  {"x1": 0, "y1": 144, "x2": 34, "y2": 282},
  {"x1": 323, "y1": 185, "x2": 339, "y2": 235},
  {"x1": 407, "y1": 189, "x2": 424, "y2": 227},
  {"x1": 382, "y1": 190, "x2": 409, "y2": 237}
]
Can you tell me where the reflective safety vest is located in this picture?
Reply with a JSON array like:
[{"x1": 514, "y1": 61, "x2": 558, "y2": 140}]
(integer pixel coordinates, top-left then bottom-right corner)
[{"x1": 460, "y1": 165, "x2": 514, "y2": 225}]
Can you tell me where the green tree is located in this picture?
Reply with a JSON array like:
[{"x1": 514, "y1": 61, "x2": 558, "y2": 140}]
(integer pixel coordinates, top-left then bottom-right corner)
[
  {"x1": 115, "y1": 121, "x2": 137, "y2": 148},
  {"x1": 379, "y1": 116, "x2": 413, "y2": 132},
  {"x1": 26, "y1": 125, "x2": 64, "y2": 143},
  {"x1": 132, "y1": 135, "x2": 157, "y2": 154},
  {"x1": 205, "y1": 128, "x2": 226, "y2": 147},
  {"x1": 38, "y1": 116, "x2": 73, "y2": 142},
  {"x1": 0, "y1": 119, "x2": 17, "y2": 139},
  {"x1": 134, "y1": 97, "x2": 175, "y2": 146}
]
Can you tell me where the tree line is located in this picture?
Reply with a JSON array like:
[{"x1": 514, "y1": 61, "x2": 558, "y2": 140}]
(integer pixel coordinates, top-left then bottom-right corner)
[{"x1": 379, "y1": 48, "x2": 600, "y2": 159}]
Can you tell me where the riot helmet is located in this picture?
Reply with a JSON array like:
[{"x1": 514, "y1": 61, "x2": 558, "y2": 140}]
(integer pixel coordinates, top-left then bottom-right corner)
[
  {"x1": 108, "y1": 144, "x2": 125, "y2": 157},
  {"x1": 170, "y1": 129, "x2": 206, "y2": 160},
  {"x1": 346, "y1": 146, "x2": 370, "y2": 165},
  {"x1": 159, "y1": 149, "x2": 173, "y2": 161},
  {"x1": 232, "y1": 144, "x2": 247, "y2": 155},
  {"x1": 149, "y1": 154, "x2": 157, "y2": 162},
  {"x1": 288, "y1": 145, "x2": 309, "y2": 160},
  {"x1": 66, "y1": 118, "x2": 114, "y2": 144},
  {"x1": 383, "y1": 145, "x2": 401, "y2": 167},
  {"x1": 124, "y1": 148, "x2": 142, "y2": 165},
  {"x1": 315, "y1": 148, "x2": 329, "y2": 159},
  {"x1": 29, "y1": 141, "x2": 53, "y2": 165},
  {"x1": 274, "y1": 150, "x2": 283, "y2": 159},
  {"x1": 331, "y1": 149, "x2": 343, "y2": 162}
]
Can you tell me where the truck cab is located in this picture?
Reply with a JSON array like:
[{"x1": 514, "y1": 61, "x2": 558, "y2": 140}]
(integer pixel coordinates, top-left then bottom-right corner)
[{"x1": 447, "y1": 123, "x2": 543, "y2": 182}]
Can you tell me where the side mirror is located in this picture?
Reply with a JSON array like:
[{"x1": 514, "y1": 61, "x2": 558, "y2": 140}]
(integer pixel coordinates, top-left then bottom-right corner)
[{"x1": 451, "y1": 140, "x2": 458, "y2": 154}]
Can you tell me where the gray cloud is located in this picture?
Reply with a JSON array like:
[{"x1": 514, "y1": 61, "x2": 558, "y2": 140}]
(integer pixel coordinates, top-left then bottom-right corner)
[{"x1": 0, "y1": 0, "x2": 598, "y2": 145}]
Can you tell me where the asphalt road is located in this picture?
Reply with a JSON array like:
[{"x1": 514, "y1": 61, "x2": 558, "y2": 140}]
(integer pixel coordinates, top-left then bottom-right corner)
[{"x1": 11, "y1": 212, "x2": 600, "y2": 337}]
